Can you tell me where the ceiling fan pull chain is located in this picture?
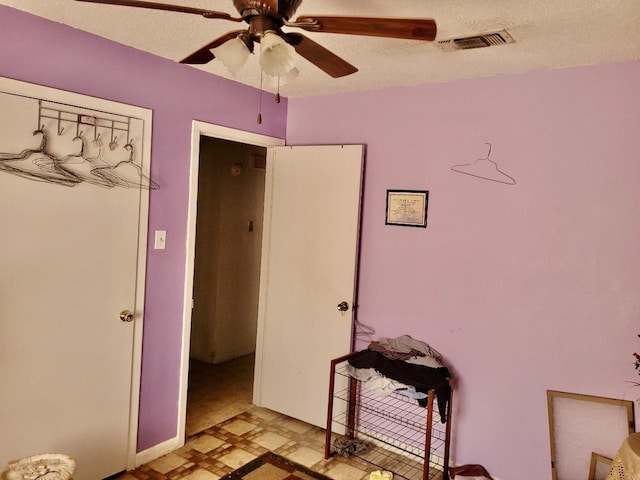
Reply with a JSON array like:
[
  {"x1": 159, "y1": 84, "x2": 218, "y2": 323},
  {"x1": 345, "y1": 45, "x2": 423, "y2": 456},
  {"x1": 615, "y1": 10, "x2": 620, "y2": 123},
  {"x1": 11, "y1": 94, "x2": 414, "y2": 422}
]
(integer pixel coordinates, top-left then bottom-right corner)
[
  {"x1": 257, "y1": 70, "x2": 264, "y2": 124},
  {"x1": 275, "y1": 77, "x2": 281, "y2": 104}
]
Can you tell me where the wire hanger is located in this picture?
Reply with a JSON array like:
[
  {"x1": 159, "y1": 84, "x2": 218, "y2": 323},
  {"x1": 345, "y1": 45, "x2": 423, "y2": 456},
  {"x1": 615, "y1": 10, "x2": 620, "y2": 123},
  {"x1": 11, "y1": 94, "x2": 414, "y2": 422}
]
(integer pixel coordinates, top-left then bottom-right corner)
[
  {"x1": 0, "y1": 129, "x2": 80, "y2": 187},
  {"x1": 0, "y1": 128, "x2": 47, "y2": 162},
  {"x1": 91, "y1": 142, "x2": 159, "y2": 190},
  {"x1": 84, "y1": 136, "x2": 132, "y2": 188},
  {"x1": 34, "y1": 134, "x2": 117, "y2": 189},
  {"x1": 32, "y1": 133, "x2": 98, "y2": 186},
  {"x1": 451, "y1": 142, "x2": 516, "y2": 185},
  {"x1": 0, "y1": 128, "x2": 159, "y2": 190}
]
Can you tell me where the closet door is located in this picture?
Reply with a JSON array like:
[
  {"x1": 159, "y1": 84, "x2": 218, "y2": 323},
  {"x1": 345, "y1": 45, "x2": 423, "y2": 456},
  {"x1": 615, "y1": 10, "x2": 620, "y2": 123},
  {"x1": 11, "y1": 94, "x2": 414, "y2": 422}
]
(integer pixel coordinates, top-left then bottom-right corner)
[
  {"x1": 0, "y1": 82, "x2": 149, "y2": 479},
  {"x1": 253, "y1": 144, "x2": 363, "y2": 428}
]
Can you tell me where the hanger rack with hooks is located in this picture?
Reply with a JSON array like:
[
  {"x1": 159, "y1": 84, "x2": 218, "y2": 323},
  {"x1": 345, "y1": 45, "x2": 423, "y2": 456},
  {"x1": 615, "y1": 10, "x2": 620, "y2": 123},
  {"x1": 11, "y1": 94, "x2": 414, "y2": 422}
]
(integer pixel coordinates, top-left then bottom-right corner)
[
  {"x1": 37, "y1": 100, "x2": 133, "y2": 145},
  {"x1": 0, "y1": 90, "x2": 157, "y2": 190}
]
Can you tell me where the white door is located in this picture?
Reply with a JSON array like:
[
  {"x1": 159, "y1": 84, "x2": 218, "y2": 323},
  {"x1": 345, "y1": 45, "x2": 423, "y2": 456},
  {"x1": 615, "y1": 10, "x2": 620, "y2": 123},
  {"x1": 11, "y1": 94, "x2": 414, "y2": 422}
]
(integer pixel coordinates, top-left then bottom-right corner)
[
  {"x1": 0, "y1": 83, "x2": 149, "y2": 479},
  {"x1": 254, "y1": 144, "x2": 363, "y2": 428}
]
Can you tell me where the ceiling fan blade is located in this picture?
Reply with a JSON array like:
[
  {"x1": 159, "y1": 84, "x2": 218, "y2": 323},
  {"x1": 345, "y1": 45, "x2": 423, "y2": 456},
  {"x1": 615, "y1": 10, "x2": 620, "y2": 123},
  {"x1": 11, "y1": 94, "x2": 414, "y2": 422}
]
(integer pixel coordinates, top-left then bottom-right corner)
[
  {"x1": 74, "y1": 0, "x2": 243, "y2": 22},
  {"x1": 284, "y1": 33, "x2": 357, "y2": 78},
  {"x1": 294, "y1": 16, "x2": 437, "y2": 41},
  {"x1": 180, "y1": 30, "x2": 248, "y2": 64}
]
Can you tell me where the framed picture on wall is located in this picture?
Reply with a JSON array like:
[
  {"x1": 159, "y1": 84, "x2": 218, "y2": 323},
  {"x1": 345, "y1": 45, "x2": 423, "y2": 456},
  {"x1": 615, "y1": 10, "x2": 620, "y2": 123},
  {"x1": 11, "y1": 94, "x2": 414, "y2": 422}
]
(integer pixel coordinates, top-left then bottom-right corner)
[{"x1": 385, "y1": 190, "x2": 428, "y2": 228}]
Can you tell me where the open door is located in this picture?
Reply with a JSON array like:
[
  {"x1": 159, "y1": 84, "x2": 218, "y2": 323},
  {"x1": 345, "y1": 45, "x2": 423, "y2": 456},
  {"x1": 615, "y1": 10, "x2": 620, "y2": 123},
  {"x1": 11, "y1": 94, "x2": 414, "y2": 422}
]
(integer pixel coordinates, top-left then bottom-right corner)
[{"x1": 253, "y1": 144, "x2": 364, "y2": 428}]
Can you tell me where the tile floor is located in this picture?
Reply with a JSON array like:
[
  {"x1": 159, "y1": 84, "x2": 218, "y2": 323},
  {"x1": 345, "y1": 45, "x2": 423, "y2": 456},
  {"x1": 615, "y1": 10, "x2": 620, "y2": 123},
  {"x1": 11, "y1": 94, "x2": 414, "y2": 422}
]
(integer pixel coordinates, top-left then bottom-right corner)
[
  {"x1": 116, "y1": 354, "x2": 374, "y2": 480},
  {"x1": 117, "y1": 406, "x2": 375, "y2": 480},
  {"x1": 185, "y1": 355, "x2": 256, "y2": 437}
]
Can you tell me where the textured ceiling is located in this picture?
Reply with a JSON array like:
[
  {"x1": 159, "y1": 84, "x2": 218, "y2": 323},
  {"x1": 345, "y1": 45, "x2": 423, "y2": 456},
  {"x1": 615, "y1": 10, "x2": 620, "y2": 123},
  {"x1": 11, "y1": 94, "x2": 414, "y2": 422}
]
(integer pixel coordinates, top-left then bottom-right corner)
[{"x1": 2, "y1": 0, "x2": 640, "y2": 97}]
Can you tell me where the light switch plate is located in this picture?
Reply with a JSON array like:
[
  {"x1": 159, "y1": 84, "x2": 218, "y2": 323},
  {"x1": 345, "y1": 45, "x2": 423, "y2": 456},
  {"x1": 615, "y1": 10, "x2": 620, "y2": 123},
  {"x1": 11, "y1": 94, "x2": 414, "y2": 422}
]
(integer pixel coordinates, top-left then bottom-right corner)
[{"x1": 154, "y1": 230, "x2": 166, "y2": 250}]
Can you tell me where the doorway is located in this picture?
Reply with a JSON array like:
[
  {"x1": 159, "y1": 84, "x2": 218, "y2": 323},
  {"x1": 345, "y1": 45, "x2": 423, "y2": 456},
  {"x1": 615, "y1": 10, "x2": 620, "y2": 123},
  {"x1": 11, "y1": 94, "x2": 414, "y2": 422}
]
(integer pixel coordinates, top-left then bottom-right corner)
[
  {"x1": 178, "y1": 122, "x2": 362, "y2": 444},
  {"x1": 178, "y1": 121, "x2": 284, "y2": 444},
  {"x1": 185, "y1": 135, "x2": 267, "y2": 436}
]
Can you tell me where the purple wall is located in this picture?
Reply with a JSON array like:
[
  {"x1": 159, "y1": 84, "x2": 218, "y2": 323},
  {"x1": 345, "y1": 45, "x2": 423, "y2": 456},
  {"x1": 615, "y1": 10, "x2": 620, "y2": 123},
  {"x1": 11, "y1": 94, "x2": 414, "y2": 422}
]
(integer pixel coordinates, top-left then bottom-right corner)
[
  {"x1": 286, "y1": 61, "x2": 640, "y2": 479},
  {"x1": 0, "y1": 6, "x2": 286, "y2": 451},
  {"x1": 3, "y1": 6, "x2": 639, "y2": 478}
]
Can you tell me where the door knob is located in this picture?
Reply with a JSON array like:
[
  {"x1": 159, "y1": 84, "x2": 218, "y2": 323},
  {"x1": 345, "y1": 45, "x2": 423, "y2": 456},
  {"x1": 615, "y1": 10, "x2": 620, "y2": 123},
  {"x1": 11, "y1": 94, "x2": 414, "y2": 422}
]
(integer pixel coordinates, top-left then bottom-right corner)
[
  {"x1": 337, "y1": 301, "x2": 350, "y2": 313},
  {"x1": 119, "y1": 310, "x2": 134, "y2": 322}
]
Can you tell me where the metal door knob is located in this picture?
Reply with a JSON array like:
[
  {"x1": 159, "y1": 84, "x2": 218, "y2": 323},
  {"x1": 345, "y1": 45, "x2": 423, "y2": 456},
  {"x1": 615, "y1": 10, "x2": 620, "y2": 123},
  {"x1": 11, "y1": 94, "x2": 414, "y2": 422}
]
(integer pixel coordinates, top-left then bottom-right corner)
[
  {"x1": 337, "y1": 301, "x2": 350, "y2": 313},
  {"x1": 119, "y1": 310, "x2": 134, "y2": 322}
]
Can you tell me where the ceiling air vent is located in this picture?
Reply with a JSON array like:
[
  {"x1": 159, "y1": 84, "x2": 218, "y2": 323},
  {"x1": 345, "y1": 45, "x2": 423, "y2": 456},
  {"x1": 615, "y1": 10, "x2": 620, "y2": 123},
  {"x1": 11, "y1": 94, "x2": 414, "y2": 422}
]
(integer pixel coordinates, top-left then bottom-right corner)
[{"x1": 436, "y1": 29, "x2": 515, "y2": 52}]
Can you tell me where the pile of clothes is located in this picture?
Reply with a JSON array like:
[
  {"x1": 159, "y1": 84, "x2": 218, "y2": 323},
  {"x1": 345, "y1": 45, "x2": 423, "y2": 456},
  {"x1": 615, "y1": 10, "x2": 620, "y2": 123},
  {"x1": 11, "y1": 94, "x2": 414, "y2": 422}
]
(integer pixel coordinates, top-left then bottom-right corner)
[{"x1": 346, "y1": 335, "x2": 451, "y2": 422}]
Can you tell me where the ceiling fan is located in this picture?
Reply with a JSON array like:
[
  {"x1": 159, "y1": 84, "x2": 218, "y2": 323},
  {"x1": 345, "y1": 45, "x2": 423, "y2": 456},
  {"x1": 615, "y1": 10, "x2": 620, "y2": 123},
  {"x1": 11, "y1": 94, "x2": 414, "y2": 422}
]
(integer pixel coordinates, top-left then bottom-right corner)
[{"x1": 75, "y1": 0, "x2": 438, "y2": 79}]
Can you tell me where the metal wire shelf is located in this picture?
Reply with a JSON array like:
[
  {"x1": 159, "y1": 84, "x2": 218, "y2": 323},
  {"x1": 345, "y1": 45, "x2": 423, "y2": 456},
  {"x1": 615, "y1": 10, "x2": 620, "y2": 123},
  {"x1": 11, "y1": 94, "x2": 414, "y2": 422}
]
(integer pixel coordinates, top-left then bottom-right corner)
[{"x1": 325, "y1": 352, "x2": 453, "y2": 480}]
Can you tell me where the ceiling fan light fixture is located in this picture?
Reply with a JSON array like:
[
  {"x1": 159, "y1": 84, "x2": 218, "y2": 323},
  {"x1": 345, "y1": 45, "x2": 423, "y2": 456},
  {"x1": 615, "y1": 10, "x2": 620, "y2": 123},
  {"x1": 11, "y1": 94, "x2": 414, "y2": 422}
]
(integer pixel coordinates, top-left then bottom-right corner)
[
  {"x1": 280, "y1": 66, "x2": 299, "y2": 85},
  {"x1": 260, "y1": 31, "x2": 298, "y2": 77},
  {"x1": 211, "y1": 33, "x2": 253, "y2": 75}
]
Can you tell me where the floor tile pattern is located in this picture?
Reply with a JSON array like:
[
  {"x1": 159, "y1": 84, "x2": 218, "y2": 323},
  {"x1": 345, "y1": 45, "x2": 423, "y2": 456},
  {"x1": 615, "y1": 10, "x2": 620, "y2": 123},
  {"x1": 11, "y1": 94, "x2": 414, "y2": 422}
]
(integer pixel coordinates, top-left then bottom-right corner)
[
  {"x1": 218, "y1": 451, "x2": 331, "y2": 480},
  {"x1": 186, "y1": 356, "x2": 255, "y2": 437},
  {"x1": 117, "y1": 407, "x2": 374, "y2": 480},
  {"x1": 118, "y1": 354, "x2": 434, "y2": 480}
]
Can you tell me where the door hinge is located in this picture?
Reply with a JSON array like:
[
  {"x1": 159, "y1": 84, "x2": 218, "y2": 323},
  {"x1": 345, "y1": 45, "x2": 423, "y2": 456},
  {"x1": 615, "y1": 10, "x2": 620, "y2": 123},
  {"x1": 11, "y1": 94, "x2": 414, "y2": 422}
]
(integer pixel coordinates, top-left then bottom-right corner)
[{"x1": 191, "y1": 298, "x2": 195, "y2": 309}]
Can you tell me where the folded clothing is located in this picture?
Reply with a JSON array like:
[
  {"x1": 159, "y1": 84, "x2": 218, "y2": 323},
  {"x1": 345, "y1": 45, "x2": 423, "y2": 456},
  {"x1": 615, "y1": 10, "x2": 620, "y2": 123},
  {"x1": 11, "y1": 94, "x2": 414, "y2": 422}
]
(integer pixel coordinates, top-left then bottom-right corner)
[
  {"x1": 369, "y1": 334, "x2": 444, "y2": 368},
  {"x1": 348, "y1": 349, "x2": 451, "y2": 423}
]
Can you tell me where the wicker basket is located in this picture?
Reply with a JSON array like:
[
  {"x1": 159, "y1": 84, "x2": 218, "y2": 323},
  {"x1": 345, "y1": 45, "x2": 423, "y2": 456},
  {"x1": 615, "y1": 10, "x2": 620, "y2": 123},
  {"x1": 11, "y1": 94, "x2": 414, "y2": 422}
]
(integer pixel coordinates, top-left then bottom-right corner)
[{"x1": 1, "y1": 453, "x2": 76, "y2": 480}]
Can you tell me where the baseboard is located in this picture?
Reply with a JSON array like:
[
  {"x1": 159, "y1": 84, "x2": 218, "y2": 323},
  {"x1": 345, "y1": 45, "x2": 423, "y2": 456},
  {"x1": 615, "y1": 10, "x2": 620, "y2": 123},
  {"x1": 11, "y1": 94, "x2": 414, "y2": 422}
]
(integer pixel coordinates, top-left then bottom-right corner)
[{"x1": 134, "y1": 436, "x2": 183, "y2": 467}]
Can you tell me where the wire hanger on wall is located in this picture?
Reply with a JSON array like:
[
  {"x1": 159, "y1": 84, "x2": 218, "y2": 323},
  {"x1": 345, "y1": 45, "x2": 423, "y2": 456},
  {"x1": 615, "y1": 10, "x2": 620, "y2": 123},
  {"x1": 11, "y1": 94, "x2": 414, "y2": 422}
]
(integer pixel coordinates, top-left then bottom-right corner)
[{"x1": 451, "y1": 142, "x2": 516, "y2": 185}]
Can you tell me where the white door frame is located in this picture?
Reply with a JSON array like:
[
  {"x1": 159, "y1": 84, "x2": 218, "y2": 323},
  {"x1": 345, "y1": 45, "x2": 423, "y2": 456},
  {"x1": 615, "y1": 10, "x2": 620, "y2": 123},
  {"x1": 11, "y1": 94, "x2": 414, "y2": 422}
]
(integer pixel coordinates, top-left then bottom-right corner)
[
  {"x1": 0, "y1": 76, "x2": 150, "y2": 473},
  {"x1": 178, "y1": 121, "x2": 284, "y2": 443}
]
